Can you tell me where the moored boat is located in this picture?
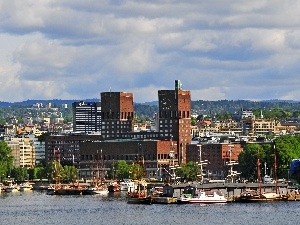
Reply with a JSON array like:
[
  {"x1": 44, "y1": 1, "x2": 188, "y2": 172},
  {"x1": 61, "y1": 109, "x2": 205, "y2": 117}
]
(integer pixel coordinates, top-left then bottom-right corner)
[
  {"x1": 177, "y1": 186, "x2": 227, "y2": 204},
  {"x1": 82, "y1": 186, "x2": 108, "y2": 195},
  {"x1": 120, "y1": 179, "x2": 136, "y2": 192},
  {"x1": 108, "y1": 182, "x2": 120, "y2": 192},
  {"x1": 127, "y1": 180, "x2": 152, "y2": 204},
  {"x1": 19, "y1": 183, "x2": 33, "y2": 192},
  {"x1": 237, "y1": 189, "x2": 288, "y2": 202},
  {"x1": 5, "y1": 185, "x2": 18, "y2": 193}
]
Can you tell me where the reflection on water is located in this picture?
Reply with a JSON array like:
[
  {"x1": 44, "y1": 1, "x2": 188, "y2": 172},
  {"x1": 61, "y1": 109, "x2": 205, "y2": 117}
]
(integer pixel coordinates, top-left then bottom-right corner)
[{"x1": 0, "y1": 191, "x2": 300, "y2": 225}]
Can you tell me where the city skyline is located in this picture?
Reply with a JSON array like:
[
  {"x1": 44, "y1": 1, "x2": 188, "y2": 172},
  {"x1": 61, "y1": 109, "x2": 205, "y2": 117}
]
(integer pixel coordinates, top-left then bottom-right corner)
[{"x1": 1, "y1": 1, "x2": 300, "y2": 103}]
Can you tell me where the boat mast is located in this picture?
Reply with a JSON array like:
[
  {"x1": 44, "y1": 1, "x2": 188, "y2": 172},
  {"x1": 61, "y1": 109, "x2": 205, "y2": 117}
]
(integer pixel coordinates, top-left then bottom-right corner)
[
  {"x1": 99, "y1": 149, "x2": 103, "y2": 187},
  {"x1": 274, "y1": 144, "x2": 278, "y2": 194},
  {"x1": 257, "y1": 147, "x2": 262, "y2": 196}
]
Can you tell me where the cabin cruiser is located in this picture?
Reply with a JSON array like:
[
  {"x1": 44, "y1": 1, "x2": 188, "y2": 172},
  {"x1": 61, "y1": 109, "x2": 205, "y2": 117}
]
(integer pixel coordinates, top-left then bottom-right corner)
[{"x1": 177, "y1": 186, "x2": 227, "y2": 204}]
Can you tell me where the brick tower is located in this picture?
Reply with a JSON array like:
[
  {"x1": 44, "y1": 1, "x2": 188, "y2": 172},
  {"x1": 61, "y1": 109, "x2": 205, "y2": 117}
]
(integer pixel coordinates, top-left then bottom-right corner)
[
  {"x1": 158, "y1": 80, "x2": 191, "y2": 164},
  {"x1": 100, "y1": 92, "x2": 134, "y2": 139}
]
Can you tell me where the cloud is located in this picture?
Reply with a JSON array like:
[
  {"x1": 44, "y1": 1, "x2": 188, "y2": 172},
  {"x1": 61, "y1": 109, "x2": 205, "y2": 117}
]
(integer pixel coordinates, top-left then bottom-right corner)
[{"x1": 1, "y1": 0, "x2": 300, "y2": 102}]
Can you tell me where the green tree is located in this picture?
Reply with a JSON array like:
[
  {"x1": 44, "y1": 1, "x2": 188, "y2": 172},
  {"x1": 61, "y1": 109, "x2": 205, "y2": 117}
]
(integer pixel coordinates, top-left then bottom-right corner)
[
  {"x1": 238, "y1": 143, "x2": 263, "y2": 182},
  {"x1": 115, "y1": 160, "x2": 131, "y2": 180},
  {"x1": 0, "y1": 141, "x2": 14, "y2": 182},
  {"x1": 129, "y1": 163, "x2": 145, "y2": 180},
  {"x1": 176, "y1": 161, "x2": 200, "y2": 182},
  {"x1": 62, "y1": 165, "x2": 78, "y2": 183},
  {"x1": 238, "y1": 137, "x2": 300, "y2": 182},
  {"x1": 191, "y1": 117, "x2": 197, "y2": 126},
  {"x1": 274, "y1": 135, "x2": 300, "y2": 179},
  {"x1": 51, "y1": 160, "x2": 65, "y2": 183},
  {"x1": 11, "y1": 167, "x2": 28, "y2": 182}
]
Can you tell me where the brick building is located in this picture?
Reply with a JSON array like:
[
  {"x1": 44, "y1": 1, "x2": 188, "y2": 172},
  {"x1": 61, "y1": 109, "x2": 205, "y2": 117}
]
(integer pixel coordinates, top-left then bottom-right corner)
[
  {"x1": 79, "y1": 139, "x2": 177, "y2": 179},
  {"x1": 100, "y1": 92, "x2": 134, "y2": 140},
  {"x1": 158, "y1": 80, "x2": 191, "y2": 164}
]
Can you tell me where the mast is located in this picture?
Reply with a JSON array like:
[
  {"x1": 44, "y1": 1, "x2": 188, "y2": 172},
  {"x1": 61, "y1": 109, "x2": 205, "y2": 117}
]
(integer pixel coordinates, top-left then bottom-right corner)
[
  {"x1": 100, "y1": 149, "x2": 102, "y2": 186},
  {"x1": 274, "y1": 144, "x2": 278, "y2": 194},
  {"x1": 257, "y1": 147, "x2": 262, "y2": 196}
]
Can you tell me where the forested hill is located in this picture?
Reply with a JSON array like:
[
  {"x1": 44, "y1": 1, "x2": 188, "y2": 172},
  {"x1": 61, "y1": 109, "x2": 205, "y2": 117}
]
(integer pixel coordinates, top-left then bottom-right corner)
[
  {"x1": 191, "y1": 100, "x2": 300, "y2": 115},
  {"x1": 1, "y1": 99, "x2": 300, "y2": 118},
  {"x1": 135, "y1": 99, "x2": 300, "y2": 117}
]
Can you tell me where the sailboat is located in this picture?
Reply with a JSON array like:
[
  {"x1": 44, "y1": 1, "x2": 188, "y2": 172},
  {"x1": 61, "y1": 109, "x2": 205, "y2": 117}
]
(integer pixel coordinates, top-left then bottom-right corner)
[
  {"x1": 239, "y1": 144, "x2": 288, "y2": 202},
  {"x1": 83, "y1": 149, "x2": 108, "y2": 195},
  {"x1": 48, "y1": 151, "x2": 85, "y2": 195},
  {"x1": 127, "y1": 151, "x2": 152, "y2": 204}
]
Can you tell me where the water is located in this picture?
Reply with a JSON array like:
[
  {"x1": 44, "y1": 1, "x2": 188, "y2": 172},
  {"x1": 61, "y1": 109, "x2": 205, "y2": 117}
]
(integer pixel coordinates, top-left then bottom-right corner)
[{"x1": 1, "y1": 191, "x2": 300, "y2": 225}]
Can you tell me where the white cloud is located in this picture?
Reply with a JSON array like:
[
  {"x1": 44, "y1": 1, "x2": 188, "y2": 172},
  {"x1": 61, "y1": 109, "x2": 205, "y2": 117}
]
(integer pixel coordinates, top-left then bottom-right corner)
[{"x1": 1, "y1": 0, "x2": 300, "y2": 102}]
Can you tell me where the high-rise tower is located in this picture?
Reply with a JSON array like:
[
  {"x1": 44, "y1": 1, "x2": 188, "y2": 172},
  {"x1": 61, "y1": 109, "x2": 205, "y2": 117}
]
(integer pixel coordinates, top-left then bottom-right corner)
[
  {"x1": 72, "y1": 101, "x2": 101, "y2": 133},
  {"x1": 158, "y1": 80, "x2": 191, "y2": 164},
  {"x1": 100, "y1": 92, "x2": 134, "y2": 139}
]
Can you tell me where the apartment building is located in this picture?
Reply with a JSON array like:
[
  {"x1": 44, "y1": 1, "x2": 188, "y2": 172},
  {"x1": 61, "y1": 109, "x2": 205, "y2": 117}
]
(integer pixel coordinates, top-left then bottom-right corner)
[{"x1": 6, "y1": 137, "x2": 35, "y2": 168}]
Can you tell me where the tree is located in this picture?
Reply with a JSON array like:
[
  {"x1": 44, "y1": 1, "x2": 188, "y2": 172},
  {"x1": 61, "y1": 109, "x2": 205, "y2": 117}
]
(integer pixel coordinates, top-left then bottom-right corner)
[
  {"x1": 51, "y1": 160, "x2": 65, "y2": 183},
  {"x1": 238, "y1": 136, "x2": 300, "y2": 182},
  {"x1": 62, "y1": 165, "x2": 78, "y2": 183},
  {"x1": 115, "y1": 160, "x2": 131, "y2": 180},
  {"x1": 11, "y1": 167, "x2": 28, "y2": 182},
  {"x1": 274, "y1": 135, "x2": 300, "y2": 179},
  {"x1": 176, "y1": 161, "x2": 200, "y2": 182},
  {"x1": 129, "y1": 163, "x2": 144, "y2": 180},
  {"x1": 0, "y1": 141, "x2": 14, "y2": 182},
  {"x1": 238, "y1": 143, "x2": 263, "y2": 182}
]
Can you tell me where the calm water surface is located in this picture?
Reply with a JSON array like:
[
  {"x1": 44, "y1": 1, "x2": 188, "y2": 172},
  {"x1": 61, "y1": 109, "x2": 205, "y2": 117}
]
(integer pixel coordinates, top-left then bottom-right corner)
[{"x1": 1, "y1": 191, "x2": 300, "y2": 225}]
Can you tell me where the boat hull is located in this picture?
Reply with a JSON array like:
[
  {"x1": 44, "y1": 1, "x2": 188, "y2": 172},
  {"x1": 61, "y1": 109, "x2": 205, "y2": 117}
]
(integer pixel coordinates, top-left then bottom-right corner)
[
  {"x1": 53, "y1": 189, "x2": 83, "y2": 195},
  {"x1": 127, "y1": 196, "x2": 152, "y2": 204}
]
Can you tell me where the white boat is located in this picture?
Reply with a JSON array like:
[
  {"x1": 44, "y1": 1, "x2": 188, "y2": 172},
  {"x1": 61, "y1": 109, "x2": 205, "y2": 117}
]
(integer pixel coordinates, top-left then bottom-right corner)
[
  {"x1": 120, "y1": 179, "x2": 136, "y2": 192},
  {"x1": 19, "y1": 183, "x2": 33, "y2": 192},
  {"x1": 5, "y1": 185, "x2": 18, "y2": 193},
  {"x1": 177, "y1": 186, "x2": 227, "y2": 204}
]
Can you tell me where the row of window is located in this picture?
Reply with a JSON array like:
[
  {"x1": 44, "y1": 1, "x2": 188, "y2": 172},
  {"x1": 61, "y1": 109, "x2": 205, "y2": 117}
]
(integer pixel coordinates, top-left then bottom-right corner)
[
  {"x1": 101, "y1": 112, "x2": 134, "y2": 120},
  {"x1": 159, "y1": 111, "x2": 190, "y2": 119},
  {"x1": 81, "y1": 154, "x2": 157, "y2": 161}
]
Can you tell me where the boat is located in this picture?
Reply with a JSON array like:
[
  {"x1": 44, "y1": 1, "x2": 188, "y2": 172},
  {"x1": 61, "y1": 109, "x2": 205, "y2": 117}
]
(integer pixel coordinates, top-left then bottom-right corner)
[
  {"x1": 238, "y1": 189, "x2": 287, "y2": 202},
  {"x1": 150, "y1": 184, "x2": 178, "y2": 204},
  {"x1": 5, "y1": 185, "x2": 18, "y2": 193},
  {"x1": 52, "y1": 184, "x2": 84, "y2": 195},
  {"x1": 108, "y1": 182, "x2": 120, "y2": 192},
  {"x1": 238, "y1": 144, "x2": 288, "y2": 202},
  {"x1": 82, "y1": 149, "x2": 108, "y2": 195},
  {"x1": 120, "y1": 179, "x2": 136, "y2": 192},
  {"x1": 177, "y1": 186, "x2": 227, "y2": 204},
  {"x1": 82, "y1": 186, "x2": 108, "y2": 195},
  {"x1": 127, "y1": 180, "x2": 152, "y2": 204},
  {"x1": 19, "y1": 183, "x2": 33, "y2": 192},
  {"x1": 47, "y1": 185, "x2": 55, "y2": 195}
]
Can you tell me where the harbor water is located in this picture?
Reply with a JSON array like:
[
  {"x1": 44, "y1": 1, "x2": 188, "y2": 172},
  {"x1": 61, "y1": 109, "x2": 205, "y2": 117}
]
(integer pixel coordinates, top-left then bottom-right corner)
[{"x1": 1, "y1": 191, "x2": 300, "y2": 225}]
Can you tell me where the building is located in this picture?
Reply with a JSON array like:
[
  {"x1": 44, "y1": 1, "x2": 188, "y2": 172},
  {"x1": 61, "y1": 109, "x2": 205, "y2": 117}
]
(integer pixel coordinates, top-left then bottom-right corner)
[
  {"x1": 72, "y1": 101, "x2": 101, "y2": 133},
  {"x1": 6, "y1": 137, "x2": 35, "y2": 168},
  {"x1": 5, "y1": 139, "x2": 21, "y2": 168},
  {"x1": 158, "y1": 80, "x2": 191, "y2": 164},
  {"x1": 100, "y1": 92, "x2": 134, "y2": 140},
  {"x1": 79, "y1": 139, "x2": 177, "y2": 180},
  {"x1": 45, "y1": 133, "x2": 102, "y2": 166}
]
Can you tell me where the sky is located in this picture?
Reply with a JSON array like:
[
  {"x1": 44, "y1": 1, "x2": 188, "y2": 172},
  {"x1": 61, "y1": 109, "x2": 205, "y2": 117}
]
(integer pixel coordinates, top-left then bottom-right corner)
[{"x1": 1, "y1": 0, "x2": 300, "y2": 103}]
